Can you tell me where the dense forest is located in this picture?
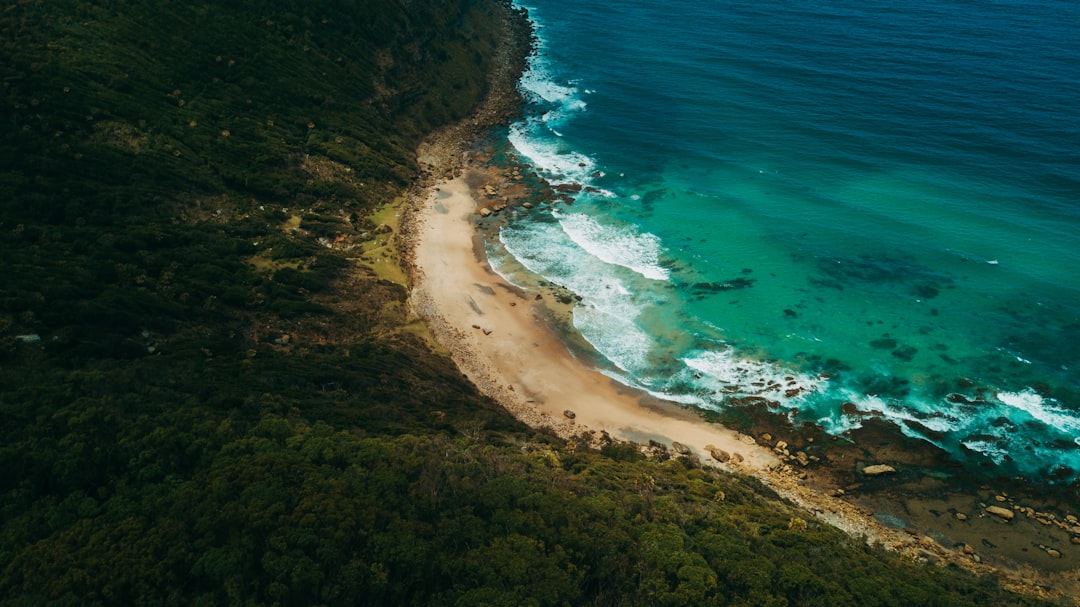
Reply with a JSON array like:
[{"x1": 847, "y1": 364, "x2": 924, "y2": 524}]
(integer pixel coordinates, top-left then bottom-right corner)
[{"x1": 0, "y1": 1, "x2": 1058, "y2": 605}]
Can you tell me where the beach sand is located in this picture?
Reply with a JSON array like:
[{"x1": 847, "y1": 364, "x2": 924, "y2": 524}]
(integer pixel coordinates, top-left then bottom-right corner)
[{"x1": 412, "y1": 177, "x2": 776, "y2": 470}]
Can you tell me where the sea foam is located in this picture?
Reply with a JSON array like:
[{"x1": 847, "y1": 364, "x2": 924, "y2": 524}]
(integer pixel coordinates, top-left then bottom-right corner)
[{"x1": 557, "y1": 212, "x2": 670, "y2": 281}]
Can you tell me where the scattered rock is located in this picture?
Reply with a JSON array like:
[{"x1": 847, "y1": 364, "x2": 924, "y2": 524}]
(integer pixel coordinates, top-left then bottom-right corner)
[
  {"x1": 705, "y1": 445, "x2": 730, "y2": 463},
  {"x1": 1037, "y1": 544, "x2": 1062, "y2": 558},
  {"x1": 563, "y1": 409, "x2": 576, "y2": 420},
  {"x1": 862, "y1": 464, "x2": 897, "y2": 476},
  {"x1": 985, "y1": 505, "x2": 1014, "y2": 521}
]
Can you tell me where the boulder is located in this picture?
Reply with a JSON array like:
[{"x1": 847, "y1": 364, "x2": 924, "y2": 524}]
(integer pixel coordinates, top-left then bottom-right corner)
[
  {"x1": 671, "y1": 441, "x2": 691, "y2": 455},
  {"x1": 985, "y1": 505, "x2": 1014, "y2": 521},
  {"x1": 862, "y1": 464, "x2": 897, "y2": 476},
  {"x1": 705, "y1": 445, "x2": 730, "y2": 463},
  {"x1": 563, "y1": 409, "x2": 576, "y2": 420}
]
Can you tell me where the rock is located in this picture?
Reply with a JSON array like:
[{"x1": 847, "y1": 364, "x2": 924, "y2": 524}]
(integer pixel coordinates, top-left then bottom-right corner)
[
  {"x1": 761, "y1": 433, "x2": 772, "y2": 442},
  {"x1": 479, "y1": 207, "x2": 492, "y2": 217},
  {"x1": 994, "y1": 495, "x2": 1007, "y2": 502},
  {"x1": 985, "y1": 505, "x2": 1014, "y2": 520},
  {"x1": 671, "y1": 441, "x2": 691, "y2": 455},
  {"x1": 962, "y1": 544, "x2": 975, "y2": 555},
  {"x1": 706, "y1": 445, "x2": 730, "y2": 463},
  {"x1": 482, "y1": 328, "x2": 492, "y2": 335},
  {"x1": 954, "y1": 512, "x2": 968, "y2": 521},
  {"x1": 775, "y1": 440, "x2": 788, "y2": 451},
  {"x1": 732, "y1": 452, "x2": 744, "y2": 463},
  {"x1": 563, "y1": 409, "x2": 576, "y2": 420},
  {"x1": 796, "y1": 451, "x2": 810, "y2": 466},
  {"x1": 1071, "y1": 536, "x2": 1080, "y2": 545},
  {"x1": 1046, "y1": 548, "x2": 1061, "y2": 558},
  {"x1": 862, "y1": 464, "x2": 897, "y2": 476}
]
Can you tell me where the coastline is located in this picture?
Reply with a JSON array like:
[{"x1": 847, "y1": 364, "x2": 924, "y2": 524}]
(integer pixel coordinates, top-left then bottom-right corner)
[{"x1": 399, "y1": 3, "x2": 1077, "y2": 603}]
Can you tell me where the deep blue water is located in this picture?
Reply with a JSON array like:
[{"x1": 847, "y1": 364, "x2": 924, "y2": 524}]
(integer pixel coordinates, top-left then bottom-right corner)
[{"x1": 490, "y1": 0, "x2": 1080, "y2": 480}]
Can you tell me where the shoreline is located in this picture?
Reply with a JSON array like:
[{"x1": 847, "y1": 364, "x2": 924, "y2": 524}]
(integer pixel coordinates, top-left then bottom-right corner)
[
  {"x1": 408, "y1": 165, "x2": 1080, "y2": 602},
  {"x1": 399, "y1": 3, "x2": 1077, "y2": 603}
]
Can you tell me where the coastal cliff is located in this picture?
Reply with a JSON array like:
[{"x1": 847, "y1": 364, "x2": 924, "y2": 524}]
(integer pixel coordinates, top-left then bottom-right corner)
[{"x1": 0, "y1": 1, "x2": 1064, "y2": 605}]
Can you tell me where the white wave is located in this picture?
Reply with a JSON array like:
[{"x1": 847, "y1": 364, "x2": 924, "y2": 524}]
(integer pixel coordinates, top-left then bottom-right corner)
[
  {"x1": 996, "y1": 389, "x2": 1080, "y2": 434},
  {"x1": 498, "y1": 220, "x2": 660, "y2": 374},
  {"x1": 681, "y1": 349, "x2": 824, "y2": 403},
  {"x1": 840, "y1": 391, "x2": 960, "y2": 434},
  {"x1": 507, "y1": 121, "x2": 594, "y2": 184},
  {"x1": 574, "y1": 305, "x2": 655, "y2": 373},
  {"x1": 815, "y1": 412, "x2": 864, "y2": 436},
  {"x1": 961, "y1": 439, "x2": 1010, "y2": 464},
  {"x1": 557, "y1": 212, "x2": 670, "y2": 281}
]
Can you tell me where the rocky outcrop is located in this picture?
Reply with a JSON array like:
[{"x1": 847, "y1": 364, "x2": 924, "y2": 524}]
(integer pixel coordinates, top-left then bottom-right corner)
[{"x1": 861, "y1": 464, "x2": 897, "y2": 476}]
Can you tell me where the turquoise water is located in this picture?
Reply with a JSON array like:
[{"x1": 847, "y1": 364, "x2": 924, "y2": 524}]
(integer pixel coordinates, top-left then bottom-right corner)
[{"x1": 490, "y1": 0, "x2": 1080, "y2": 480}]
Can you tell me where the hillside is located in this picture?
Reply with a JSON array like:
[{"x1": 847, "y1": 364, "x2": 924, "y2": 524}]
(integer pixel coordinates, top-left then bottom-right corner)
[{"x1": 0, "y1": 1, "x2": 1058, "y2": 605}]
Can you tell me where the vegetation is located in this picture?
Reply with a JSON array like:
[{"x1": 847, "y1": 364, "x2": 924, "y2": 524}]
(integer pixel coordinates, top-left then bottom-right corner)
[{"x1": 0, "y1": 1, "x2": 1054, "y2": 605}]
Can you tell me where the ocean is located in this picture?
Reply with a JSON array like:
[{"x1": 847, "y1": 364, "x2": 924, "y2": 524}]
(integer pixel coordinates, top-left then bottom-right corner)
[{"x1": 486, "y1": 0, "x2": 1080, "y2": 482}]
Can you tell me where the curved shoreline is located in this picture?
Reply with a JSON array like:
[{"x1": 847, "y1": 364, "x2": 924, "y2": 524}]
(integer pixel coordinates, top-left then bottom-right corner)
[{"x1": 399, "y1": 4, "x2": 1076, "y2": 603}]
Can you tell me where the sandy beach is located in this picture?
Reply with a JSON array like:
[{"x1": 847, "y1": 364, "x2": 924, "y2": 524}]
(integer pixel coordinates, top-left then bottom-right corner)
[{"x1": 411, "y1": 177, "x2": 777, "y2": 470}]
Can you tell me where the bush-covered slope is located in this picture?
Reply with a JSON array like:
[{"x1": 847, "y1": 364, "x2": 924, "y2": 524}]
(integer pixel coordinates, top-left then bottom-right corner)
[{"x1": 0, "y1": 1, "x2": 1054, "y2": 605}]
